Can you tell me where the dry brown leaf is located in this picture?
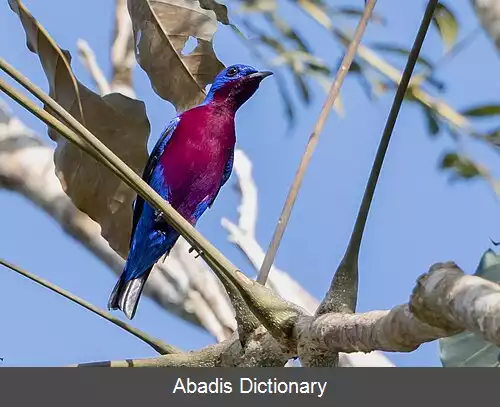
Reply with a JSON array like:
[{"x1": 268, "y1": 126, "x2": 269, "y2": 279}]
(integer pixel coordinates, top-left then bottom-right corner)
[
  {"x1": 8, "y1": 0, "x2": 85, "y2": 125},
  {"x1": 10, "y1": 0, "x2": 150, "y2": 258},
  {"x1": 128, "y1": 0, "x2": 225, "y2": 112}
]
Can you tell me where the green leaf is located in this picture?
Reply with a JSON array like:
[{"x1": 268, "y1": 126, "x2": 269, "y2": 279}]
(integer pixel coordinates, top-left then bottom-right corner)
[
  {"x1": 432, "y1": 3, "x2": 459, "y2": 52},
  {"x1": 462, "y1": 104, "x2": 500, "y2": 118},
  {"x1": 439, "y1": 250, "x2": 500, "y2": 367},
  {"x1": 482, "y1": 128, "x2": 500, "y2": 147},
  {"x1": 292, "y1": 71, "x2": 311, "y2": 104},
  {"x1": 440, "y1": 152, "x2": 482, "y2": 179},
  {"x1": 421, "y1": 105, "x2": 440, "y2": 136}
]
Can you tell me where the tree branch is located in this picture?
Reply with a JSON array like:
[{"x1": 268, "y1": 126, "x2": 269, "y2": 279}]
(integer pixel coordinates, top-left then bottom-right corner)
[
  {"x1": 74, "y1": 341, "x2": 231, "y2": 367},
  {"x1": 71, "y1": 261, "x2": 500, "y2": 367},
  {"x1": 411, "y1": 262, "x2": 500, "y2": 343},
  {"x1": 0, "y1": 257, "x2": 179, "y2": 355},
  {"x1": 221, "y1": 149, "x2": 394, "y2": 366},
  {"x1": 73, "y1": 326, "x2": 290, "y2": 367},
  {"x1": 77, "y1": 39, "x2": 111, "y2": 95},
  {"x1": 297, "y1": 262, "x2": 500, "y2": 365},
  {"x1": 110, "y1": 0, "x2": 136, "y2": 97}
]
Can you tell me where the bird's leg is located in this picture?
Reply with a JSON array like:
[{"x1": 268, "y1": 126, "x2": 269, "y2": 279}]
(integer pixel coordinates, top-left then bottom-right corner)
[
  {"x1": 188, "y1": 246, "x2": 204, "y2": 259},
  {"x1": 154, "y1": 210, "x2": 164, "y2": 223}
]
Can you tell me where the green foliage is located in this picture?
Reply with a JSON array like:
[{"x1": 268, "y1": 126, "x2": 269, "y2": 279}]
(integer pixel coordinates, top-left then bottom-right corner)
[
  {"x1": 439, "y1": 250, "x2": 500, "y2": 367},
  {"x1": 441, "y1": 152, "x2": 483, "y2": 180},
  {"x1": 462, "y1": 104, "x2": 500, "y2": 118},
  {"x1": 431, "y1": 3, "x2": 459, "y2": 51}
]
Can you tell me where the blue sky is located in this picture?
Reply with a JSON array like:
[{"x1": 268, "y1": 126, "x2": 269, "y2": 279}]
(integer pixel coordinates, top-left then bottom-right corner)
[{"x1": 1, "y1": 0, "x2": 500, "y2": 367}]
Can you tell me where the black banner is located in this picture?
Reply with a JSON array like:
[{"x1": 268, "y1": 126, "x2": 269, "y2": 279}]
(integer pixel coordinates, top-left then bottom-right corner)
[{"x1": 0, "y1": 368, "x2": 493, "y2": 406}]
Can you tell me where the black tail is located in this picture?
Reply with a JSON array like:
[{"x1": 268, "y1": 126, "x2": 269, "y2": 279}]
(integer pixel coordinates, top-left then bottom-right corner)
[{"x1": 107, "y1": 267, "x2": 152, "y2": 320}]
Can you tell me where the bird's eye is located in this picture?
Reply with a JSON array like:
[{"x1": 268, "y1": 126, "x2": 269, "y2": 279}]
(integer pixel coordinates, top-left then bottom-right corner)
[{"x1": 226, "y1": 66, "x2": 239, "y2": 77}]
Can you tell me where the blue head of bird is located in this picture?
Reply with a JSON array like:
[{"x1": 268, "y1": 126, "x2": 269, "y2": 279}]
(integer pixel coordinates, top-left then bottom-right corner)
[{"x1": 204, "y1": 64, "x2": 273, "y2": 110}]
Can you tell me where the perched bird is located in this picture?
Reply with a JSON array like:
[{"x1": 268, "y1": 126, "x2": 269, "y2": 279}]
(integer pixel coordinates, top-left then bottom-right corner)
[{"x1": 108, "y1": 64, "x2": 272, "y2": 319}]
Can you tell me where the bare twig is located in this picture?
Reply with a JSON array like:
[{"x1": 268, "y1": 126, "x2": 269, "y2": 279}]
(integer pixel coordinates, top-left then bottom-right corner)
[
  {"x1": 257, "y1": 0, "x2": 378, "y2": 285},
  {"x1": 316, "y1": 0, "x2": 439, "y2": 315},
  {"x1": 77, "y1": 39, "x2": 112, "y2": 95},
  {"x1": 110, "y1": 0, "x2": 136, "y2": 97},
  {"x1": 0, "y1": 258, "x2": 178, "y2": 355}
]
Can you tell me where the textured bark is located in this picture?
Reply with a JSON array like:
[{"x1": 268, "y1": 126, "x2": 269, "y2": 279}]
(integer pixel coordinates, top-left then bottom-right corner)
[
  {"x1": 411, "y1": 262, "x2": 500, "y2": 344},
  {"x1": 72, "y1": 262, "x2": 500, "y2": 367},
  {"x1": 295, "y1": 262, "x2": 500, "y2": 366}
]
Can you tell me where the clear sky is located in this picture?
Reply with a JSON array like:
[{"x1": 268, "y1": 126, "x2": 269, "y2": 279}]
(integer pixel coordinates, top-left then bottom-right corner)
[{"x1": 1, "y1": 0, "x2": 500, "y2": 367}]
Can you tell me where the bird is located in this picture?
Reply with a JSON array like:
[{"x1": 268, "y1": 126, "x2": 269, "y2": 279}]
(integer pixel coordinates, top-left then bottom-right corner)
[{"x1": 108, "y1": 64, "x2": 273, "y2": 319}]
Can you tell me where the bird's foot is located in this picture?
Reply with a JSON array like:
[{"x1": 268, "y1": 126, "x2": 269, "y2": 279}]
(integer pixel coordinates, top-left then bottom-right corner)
[
  {"x1": 154, "y1": 210, "x2": 164, "y2": 223},
  {"x1": 188, "y1": 246, "x2": 203, "y2": 259}
]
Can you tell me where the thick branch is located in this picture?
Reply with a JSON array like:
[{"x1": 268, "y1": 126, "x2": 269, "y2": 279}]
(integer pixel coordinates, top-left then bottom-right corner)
[
  {"x1": 297, "y1": 262, "x2": 500, "y2": 366},
  {"x1": 411, "y1": 261, "x2": 500, "y2": 343},
  {"x1": 296, "y1": 305, "x2": 451, "y2": 362}
]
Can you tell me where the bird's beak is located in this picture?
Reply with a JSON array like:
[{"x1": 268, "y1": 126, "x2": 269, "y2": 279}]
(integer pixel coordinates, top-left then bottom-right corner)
[{"x1": 248, "y1": 71, "x2": 273, "y2": 81}]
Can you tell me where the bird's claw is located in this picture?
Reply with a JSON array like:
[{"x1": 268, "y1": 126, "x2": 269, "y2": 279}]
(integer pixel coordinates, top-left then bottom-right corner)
[
  {"x1": 154, "y1": 210, "x2": 164, "y2": 223},
  {"x1": 189, "y1": 246, "x2": 203, "y2": 259}
]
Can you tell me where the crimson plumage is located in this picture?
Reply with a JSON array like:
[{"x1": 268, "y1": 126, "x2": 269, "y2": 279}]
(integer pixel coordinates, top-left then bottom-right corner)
[{"x1": 108, "y1": 64, "x2": 272, "y2": 319}]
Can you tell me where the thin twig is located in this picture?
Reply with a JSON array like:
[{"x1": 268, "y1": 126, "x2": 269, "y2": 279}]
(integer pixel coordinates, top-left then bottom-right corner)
[
  {"x1": 77, "y1": 39, "x2": 112, "y2": 95},
  {"x1": 0, "y1": 258, "x2": 179, "y2": 355},
  {"x1": 257, "y1": 0, "x2": 378, "y2": 285},
  {"x1": 110, "y1": 0, "x2": 136, "y2": 97},
  {"x1": 316, "y1": 0, "x2": 439, "y2": 315}
]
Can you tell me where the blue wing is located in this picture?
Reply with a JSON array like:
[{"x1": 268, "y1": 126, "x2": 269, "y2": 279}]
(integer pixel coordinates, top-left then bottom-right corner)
[{"x1": 130, "y1": 117, "x2": 180, "y2": 245}]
